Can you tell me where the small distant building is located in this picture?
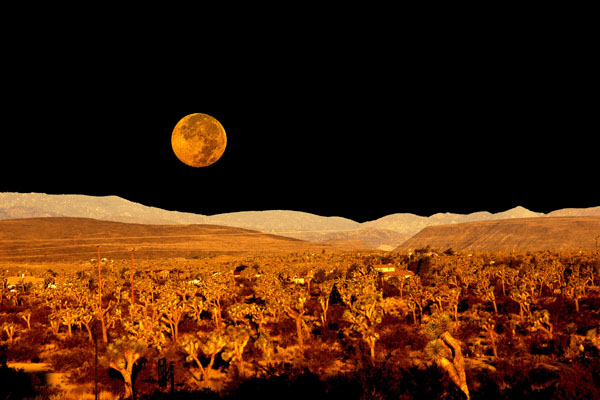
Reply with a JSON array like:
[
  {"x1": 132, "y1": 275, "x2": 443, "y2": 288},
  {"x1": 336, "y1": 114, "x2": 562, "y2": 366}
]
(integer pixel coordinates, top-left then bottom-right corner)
[
  {"x1": 372, "y1": 265, "x2": 415, "y2": 280},
  {"x1": 372, "y1": 264, "x2": 396, "y2": 273}
]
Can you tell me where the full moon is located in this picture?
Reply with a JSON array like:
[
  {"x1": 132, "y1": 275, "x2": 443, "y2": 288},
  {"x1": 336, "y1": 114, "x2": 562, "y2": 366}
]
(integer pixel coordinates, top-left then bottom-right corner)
[{"x1": 171, "y1": 113, "x2": 227, "y2": 167}]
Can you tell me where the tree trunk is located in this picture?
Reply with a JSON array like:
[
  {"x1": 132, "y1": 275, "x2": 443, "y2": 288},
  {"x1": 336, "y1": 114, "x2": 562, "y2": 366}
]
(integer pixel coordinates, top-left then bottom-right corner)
[
  {"x1": 367, "y1": 337, "x2": 376, "y2": 360},
  {"x1": 123, "y1": 373, "x2": 133, "y2": 400},
  {"x1": 83, "y1": 323, "x2": 93, "y2": 341},
  {"x1": 110, "y1": 362, "x2": 135, "y2": 400},
  {"x1": 206, "y1": 353, "x2": 218, "y2": 381},
  {"x1": 320, "y1": 298, "x2": 329, "y2": 326},
  {"x1": 100, "y1": 314, "x2": 108, "y2": 343},
  {"x1": 190, "y1": 354, "x2": 207, "y2": 381},
  {"x1": 438, "y1": 332, "x2": 470, "y2": 400},
  {"x1": 295, "y1": 315, "x2": 304, "y2": 353},
  {"x1": 488, "y1": 330, "x2": 498, "y2": 358},
  {"x1": 519, "y1": 303, "x2": 524, "y2": 322}
]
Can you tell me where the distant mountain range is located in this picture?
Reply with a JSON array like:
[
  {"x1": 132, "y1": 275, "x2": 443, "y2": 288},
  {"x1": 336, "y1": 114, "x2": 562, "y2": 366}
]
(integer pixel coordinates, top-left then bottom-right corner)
[{"x1": 1, "y1": 192, "x2": 599, "y2": 250}]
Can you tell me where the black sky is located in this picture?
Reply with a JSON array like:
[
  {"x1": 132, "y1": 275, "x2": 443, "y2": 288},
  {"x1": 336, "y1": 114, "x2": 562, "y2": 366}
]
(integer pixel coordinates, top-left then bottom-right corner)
[{"x1": 1, "y1": 13, "x2": 597, "y2": 222}]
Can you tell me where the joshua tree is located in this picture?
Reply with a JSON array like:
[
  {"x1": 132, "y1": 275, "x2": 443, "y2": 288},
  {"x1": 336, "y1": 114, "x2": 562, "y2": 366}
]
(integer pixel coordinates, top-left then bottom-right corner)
[
  {"x1": 510, "y1": 286, "x2": 532, "y2": 323},
  {"x1": 200, "y1": 273, "x2": 235, "y2": 332},
  {"x1": 425, "y1": 332, "x2": 470, "y2": 400},
  {"x1": 495, "y1": 265, "x2": 519, "y2": 297},
  {"x1": 279, "y1": 286, "x2": 310, "y2": 354},
  {"x1": 48, "y1": 315, "x2": 60, "y2": 335},
  {"x1": 58, "y1": 307, "x2": 79, "y2": 337},
  {"x1": 253, "y1": 273, "x2": 285, "y2": 323},
  {"x1": 77, "y1": 310, "x2": 94, "y2": 342},
  {"x1": 529, "y1": 309, "x2": 553, "y2": 339},
  {"x1": 226, "y1": 302, "x2": 254, "y2": 328},
  {"x1": 221, "y1": 325, "x2": 251, "y2": 377},
  {"x1": 478, "y1": 311, "x2": 498, "y2": 358},
  {"x1": 564, "y1": 272, "x2": 589, "y2": 313},
  {"x1": 122, "y1": 313, "x2": 167, "y2": 351},
  {"x1": 2, "y1": 322, "x2": 16, "y2": 344},
  {"x1": 475, "y1": 278, "x2": 498, "y2": 314},
  {"x1": 407, "y1": 298, "x2": 419, "y2": 325},
  {"x1": 180, "y1": 331, "x2": 227, "y2": 382},
  {"x1": 106, "y1": 337, "x2": 147, "y2": 400},
  {"x1": 19, "y1": 310, "x2": 32, "y2": 330},
  {"x1": 247, "y1": 303, "x2": 276, "y2": 334},
  {"x1": 317, "y1": 279, "x2": 335, "y2": 326},
  {"x1": 254, "y1": 330, "x2": 275, "y2": 366},
  {"x1": 186, "y1": 295, "x2": 206, "y2": 326},
  {"x1": 159, "y1": 292, "x2": 186, "y2": 341},
  {"x1": 343, "y1": 292, "x2": 384, "y2": 360},
  {"x1": 406, "y1": 276, "x2": 431, "y2": 324},
  {"x1": 93, "y1": 299, "x2": 115, "y2": 343}
]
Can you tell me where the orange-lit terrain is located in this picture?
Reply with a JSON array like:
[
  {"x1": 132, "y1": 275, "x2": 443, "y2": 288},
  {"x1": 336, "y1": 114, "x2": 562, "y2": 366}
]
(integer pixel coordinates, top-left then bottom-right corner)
[
  {"x1": 1, "y1": 217, "x2": 600, "y2": 399},
  {"x1": 0, "y1": 217, "x2": 342, "y2": 262},
  {"x1": 396, "y1": 216, "x2": 600, "y2": 252}
]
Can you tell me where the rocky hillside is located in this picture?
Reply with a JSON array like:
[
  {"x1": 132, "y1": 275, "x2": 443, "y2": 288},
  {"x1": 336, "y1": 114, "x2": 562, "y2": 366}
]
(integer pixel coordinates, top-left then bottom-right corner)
[{"x1": 395, "y1": 216, "x2": 600, "y2": 252}]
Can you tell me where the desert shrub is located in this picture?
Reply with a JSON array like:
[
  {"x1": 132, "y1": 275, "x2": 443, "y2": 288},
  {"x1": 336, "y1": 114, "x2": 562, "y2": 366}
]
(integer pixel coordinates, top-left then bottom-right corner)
[
  {"x1": 48, "y1": 347, "x2": 95, "y2": 375},
  {"x1": 381, "y1": 281, "x2": 401, "y2": 297},
  {"x1": 527, "y1": 333, "x2": 553, "y2": 355},
  {"x1": 414, "y1": 256, "x2": 433, "y2": 277},
  {"x1": 312, "y1": 268, "x2": 327, "y2": 283},
  {"x1": 6, "y1": 340, "x2": 41, "y2": 362},
  {"x1": 551, "y1": 361, "x2": 600, "y2": 400},
  {"x1": 0, "y1": 302, "x2": 23, "y2": 314},
  {"x1": 494, "y1": 359, "x2": 560, "y2": 399},
  {"x1": 378, "y1": 324, "x2": 407, "y2": 353},
  {"x1": 345, "y1": 263, "x2": 361, "y2": 279},
  {"x1": 30, "y1": 303, "x2": 52, "y2": 325},
  {"x1": 60, "y1": 331, "x2": 92, "y2": 350},
  {"x1": 302, "y1": 339, "x2": 340, "y2": 372},
  {"x1": 327, "y1": 267, "x2": 344, "y2": 281},
  {"x1": 21, "y1": 325, "x2": 55, "y2": 346}
]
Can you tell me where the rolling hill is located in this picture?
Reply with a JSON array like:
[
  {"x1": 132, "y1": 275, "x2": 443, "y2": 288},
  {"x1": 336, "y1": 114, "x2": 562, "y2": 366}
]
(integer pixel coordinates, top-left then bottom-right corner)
[
  {"x1": 1, "y1": 193, "x2": 599, "y2": 251},
  {"x1": 394, "y1": 216, "x2": 600, "y2": 252},
  {"x1": 0, "y1": 217, "x2": 339, "y2": 262}
]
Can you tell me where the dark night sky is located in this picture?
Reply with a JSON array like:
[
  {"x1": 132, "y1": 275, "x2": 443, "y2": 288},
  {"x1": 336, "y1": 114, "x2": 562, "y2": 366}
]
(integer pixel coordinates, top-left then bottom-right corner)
[{"x1": 2, "y1": 13, "x2": 597, "y2": 223}]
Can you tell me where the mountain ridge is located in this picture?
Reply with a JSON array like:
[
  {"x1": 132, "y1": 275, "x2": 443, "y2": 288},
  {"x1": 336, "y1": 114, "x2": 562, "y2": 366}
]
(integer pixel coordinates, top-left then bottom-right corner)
[{"x1": 1, "y1": 192, "x2": 598, "y2": 250}]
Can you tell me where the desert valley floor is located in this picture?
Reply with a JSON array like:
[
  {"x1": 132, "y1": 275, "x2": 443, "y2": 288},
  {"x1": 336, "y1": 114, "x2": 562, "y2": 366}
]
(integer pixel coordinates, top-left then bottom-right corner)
[{"x1": 0, "y1": 216, "x2": 599, "y2": 399}]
